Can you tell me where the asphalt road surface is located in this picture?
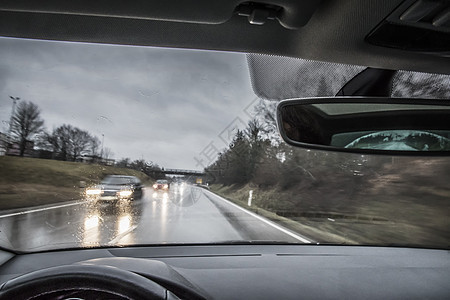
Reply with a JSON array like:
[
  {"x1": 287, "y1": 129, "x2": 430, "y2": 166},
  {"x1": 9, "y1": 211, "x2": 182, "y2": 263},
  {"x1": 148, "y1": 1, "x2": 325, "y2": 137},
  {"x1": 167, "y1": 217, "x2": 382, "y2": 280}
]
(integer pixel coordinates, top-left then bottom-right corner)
[{"x1": 0, "y1": 184, "x2": 311, "y2": 252}]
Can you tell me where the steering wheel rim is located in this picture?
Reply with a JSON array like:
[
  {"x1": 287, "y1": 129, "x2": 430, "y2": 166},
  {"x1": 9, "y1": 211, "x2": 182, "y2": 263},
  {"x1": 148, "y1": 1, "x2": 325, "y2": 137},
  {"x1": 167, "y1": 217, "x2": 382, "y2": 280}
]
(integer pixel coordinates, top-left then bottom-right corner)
[{"x1": 0, "y1": 264, "x2": 167, "y2": 300}]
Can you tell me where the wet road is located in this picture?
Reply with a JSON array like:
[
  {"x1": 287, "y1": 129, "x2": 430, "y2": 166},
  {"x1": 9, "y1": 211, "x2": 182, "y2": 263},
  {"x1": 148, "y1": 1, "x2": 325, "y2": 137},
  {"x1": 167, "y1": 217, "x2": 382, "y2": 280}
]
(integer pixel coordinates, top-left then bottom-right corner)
[{"x1": 0, "y1": 185, "x2": 310, "y2": 252}]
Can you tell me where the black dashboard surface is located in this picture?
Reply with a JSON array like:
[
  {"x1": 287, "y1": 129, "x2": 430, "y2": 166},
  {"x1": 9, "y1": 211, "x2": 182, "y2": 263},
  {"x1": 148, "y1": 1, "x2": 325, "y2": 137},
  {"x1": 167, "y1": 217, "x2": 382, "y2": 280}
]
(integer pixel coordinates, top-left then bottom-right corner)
[{"x1": 0, "y1": 245, "x2": 449, "y2": 299}]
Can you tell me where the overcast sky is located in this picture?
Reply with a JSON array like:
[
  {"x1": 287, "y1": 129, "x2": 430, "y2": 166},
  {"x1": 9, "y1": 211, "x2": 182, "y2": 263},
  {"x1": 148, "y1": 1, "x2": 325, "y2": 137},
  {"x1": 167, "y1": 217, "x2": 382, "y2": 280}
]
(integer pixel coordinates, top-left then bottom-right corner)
[{"x1": 0, "y1": 37, "x2": 257, "y2": 170}]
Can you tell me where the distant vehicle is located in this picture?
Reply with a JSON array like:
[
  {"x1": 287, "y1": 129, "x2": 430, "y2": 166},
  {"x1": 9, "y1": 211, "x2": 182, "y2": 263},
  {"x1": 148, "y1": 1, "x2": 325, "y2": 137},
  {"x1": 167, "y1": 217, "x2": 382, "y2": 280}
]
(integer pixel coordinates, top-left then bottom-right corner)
[
  {"x1": 153, "y1": 179, "x2": 170, "y2": 190},
  {"x1": 86, "y1": 175, "x2": 143, "y2": 201}
]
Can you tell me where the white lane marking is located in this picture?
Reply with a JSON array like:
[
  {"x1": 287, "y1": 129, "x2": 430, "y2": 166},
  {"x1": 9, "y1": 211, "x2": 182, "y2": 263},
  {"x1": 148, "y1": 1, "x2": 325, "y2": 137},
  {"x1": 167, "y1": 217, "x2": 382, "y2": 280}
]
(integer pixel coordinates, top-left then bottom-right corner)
[
  {"x1": 107, "y1": 225, "x2": 138, "y2": 245},
  {"x1": 205, "y1": 190, "x2": 312, "y2": 243},
  {"x1": 0, "y1": 202, "x2": 82, "y2": 219}
]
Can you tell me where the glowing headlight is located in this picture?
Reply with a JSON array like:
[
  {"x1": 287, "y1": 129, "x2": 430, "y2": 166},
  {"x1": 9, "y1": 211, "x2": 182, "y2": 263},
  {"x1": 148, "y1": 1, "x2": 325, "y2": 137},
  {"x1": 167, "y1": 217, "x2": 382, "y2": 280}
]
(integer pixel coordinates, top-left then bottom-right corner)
[
  {"x1": 153, "y1": 184, "x2": 158, "y2": 189},
  {"x1": 86, "y1": 189, "x2": 101, "y2": 195},
  {"x1": 119, "y1": 190, "x2": 133, "y2": 197},
  {"x1": 163, "y1": 184, "x2": 169, "y2": 189}
]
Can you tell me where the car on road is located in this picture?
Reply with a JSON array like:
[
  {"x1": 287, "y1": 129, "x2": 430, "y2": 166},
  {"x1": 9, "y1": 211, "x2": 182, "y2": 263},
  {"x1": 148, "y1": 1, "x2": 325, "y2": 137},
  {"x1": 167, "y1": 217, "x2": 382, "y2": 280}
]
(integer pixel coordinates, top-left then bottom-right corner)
[
  {"x1": 0, "y1": 1, "x2": 449, "y2": 299},
  {"x1": 86, "y1": 175, "x2": 143, "y2": 201},
  {"x1": 152, "y1": 179, "x2": 170, "y2": 191}
]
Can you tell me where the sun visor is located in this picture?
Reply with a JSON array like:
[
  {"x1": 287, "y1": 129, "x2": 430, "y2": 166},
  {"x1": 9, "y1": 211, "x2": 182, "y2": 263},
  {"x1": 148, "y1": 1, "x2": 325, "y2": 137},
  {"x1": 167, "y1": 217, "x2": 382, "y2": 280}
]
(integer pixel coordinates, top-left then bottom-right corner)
[
  {"x1": 247, "y1": 54, "x2": 450, "y2": 100},
  {"x1": 247, "y1": 54, "x2": 364, "y2": 100}
]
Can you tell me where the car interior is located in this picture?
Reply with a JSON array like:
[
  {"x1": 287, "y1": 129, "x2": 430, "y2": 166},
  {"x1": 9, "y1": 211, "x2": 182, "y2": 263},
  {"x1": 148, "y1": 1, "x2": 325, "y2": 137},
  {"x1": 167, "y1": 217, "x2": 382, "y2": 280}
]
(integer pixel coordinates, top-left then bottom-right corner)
[{"x1": 0, "y1": 0, "x2": 449, "y2": 299}]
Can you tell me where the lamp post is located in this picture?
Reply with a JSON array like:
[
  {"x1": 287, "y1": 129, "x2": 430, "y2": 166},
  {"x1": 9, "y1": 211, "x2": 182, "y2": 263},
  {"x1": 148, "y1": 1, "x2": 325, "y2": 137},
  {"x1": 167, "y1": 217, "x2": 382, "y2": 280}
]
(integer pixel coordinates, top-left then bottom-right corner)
[{"x1": 8, "y1": 96, "x2": 20, "y2": 143}]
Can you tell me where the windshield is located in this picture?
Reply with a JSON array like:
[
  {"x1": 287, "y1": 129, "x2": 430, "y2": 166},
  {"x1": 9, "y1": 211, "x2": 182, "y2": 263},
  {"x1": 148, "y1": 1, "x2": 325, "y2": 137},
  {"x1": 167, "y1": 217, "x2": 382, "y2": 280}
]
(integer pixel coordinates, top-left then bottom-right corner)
[{"x1": 0, "y1": 37, "x2": 448, "y2": 252}]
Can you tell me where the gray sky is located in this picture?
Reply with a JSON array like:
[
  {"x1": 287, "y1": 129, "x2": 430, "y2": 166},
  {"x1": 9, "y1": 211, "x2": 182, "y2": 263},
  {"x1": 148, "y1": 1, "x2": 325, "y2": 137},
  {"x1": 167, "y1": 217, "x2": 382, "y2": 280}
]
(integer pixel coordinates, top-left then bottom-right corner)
[{"x1": 0, "y1": 37, "x2": 257, "y2": 170}]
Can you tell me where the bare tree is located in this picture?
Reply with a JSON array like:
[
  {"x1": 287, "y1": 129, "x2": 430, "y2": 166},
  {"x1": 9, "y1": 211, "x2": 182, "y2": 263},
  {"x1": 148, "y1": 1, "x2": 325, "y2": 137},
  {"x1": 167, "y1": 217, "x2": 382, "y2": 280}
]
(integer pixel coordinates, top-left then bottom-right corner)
[
  {"x1": 253, "y1": 99, "x2": 280, "y2": 143},
  {"x1": 70, "y1": 127, "x2": 92, "y2": 161},
  {"x1": 89, "y1": 136, "x2": 101, "y2": 158},
  {"x1": 45, "y1": 125, "x2": 98, "y2": 161},
  {"x1": 102, "y1": 147, "x2": 113, "y2": 160},
  {"x1": 51, "y1": 125, "x2": 73, "y2": 160},
  {"x1": 245, "y1": 118, "x2": 263, "y2": 145},
  {"x1": 11, "y1": 101, "x2": 44, "y2": 156}
]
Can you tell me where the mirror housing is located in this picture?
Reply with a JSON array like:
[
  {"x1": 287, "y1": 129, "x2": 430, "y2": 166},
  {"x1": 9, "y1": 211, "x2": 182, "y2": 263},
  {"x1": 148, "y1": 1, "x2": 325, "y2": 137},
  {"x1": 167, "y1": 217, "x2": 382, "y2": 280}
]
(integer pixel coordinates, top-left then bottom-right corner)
[{"x1": 277, "y1": 97, "x2": 450, "y2": 155}]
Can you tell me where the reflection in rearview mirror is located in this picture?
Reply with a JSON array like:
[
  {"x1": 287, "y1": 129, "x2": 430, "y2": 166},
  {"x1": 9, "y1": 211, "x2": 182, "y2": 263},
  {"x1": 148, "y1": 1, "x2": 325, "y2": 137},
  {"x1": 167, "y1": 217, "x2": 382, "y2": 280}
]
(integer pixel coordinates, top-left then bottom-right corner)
[{"x1": 277, "y1": 98, "x2": 450, "y2": 154}]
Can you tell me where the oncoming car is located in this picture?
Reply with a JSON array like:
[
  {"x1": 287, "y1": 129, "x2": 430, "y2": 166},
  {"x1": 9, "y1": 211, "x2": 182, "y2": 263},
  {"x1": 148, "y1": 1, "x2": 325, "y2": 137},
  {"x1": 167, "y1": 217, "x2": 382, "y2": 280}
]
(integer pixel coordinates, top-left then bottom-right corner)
[
  {"x1": 86, "y1": 175, "x2": 143, "y2": 201},
  {"x1": 152, "y1": 180, "x2": 170, "y2": 191}
]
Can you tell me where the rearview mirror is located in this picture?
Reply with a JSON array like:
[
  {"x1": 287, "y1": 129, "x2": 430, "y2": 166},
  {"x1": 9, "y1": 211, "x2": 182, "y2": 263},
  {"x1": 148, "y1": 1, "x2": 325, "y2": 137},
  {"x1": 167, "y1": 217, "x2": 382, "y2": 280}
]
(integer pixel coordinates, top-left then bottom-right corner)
[{"x1": 277, "y1": 98, "x2": 450, "y2": 155}]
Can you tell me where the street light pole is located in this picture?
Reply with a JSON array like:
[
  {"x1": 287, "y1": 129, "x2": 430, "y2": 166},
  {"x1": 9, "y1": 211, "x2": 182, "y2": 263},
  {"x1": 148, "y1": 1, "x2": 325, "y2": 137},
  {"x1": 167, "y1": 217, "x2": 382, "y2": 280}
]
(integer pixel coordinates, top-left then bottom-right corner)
[{"x1": 8, "y1": 96, "x2": 20, "y2": 142}]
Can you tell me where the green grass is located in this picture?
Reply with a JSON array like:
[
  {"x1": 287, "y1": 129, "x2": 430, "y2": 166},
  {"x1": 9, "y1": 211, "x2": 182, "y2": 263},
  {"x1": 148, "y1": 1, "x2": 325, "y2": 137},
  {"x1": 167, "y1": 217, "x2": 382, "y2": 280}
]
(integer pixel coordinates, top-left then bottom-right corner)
[{"x1": 0, "y1": 156, "x2": 151, "y2": 210}]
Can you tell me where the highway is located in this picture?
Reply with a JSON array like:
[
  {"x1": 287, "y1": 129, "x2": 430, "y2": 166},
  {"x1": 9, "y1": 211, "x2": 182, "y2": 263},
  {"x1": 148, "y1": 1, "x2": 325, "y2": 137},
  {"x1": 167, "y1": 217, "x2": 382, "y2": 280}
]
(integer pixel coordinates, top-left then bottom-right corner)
[{"x1": 0, "y1": 185, "x2": 311, "y2": 252}]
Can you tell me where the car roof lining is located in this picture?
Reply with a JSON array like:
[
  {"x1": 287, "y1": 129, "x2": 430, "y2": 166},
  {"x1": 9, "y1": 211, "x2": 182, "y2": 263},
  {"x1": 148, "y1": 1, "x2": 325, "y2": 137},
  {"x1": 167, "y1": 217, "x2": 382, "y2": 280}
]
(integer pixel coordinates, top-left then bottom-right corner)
[{"x1": 0, "y1": 0, "x2": 448, "y2": 75}]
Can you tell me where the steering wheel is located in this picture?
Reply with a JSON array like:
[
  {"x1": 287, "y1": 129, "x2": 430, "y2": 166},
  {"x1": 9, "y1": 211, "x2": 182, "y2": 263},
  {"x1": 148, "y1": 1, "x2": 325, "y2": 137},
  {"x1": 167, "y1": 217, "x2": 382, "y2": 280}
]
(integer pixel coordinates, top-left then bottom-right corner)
[{"x1": 0, "y1": 264, "x2": 170, "y2": 299}]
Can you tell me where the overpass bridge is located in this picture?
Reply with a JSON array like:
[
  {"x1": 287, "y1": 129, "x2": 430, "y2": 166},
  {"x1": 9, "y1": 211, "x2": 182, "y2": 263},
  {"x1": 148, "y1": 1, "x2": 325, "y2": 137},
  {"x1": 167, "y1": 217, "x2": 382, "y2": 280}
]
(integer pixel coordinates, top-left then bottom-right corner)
[{"x1": 161, "y1": 168, "x2": 205, "y2": 176}]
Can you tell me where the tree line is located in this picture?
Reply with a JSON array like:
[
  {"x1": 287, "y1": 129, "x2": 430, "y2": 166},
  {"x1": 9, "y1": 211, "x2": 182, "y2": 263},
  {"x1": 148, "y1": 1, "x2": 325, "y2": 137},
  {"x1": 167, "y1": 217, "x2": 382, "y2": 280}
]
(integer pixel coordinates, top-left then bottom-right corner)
[
  {"x1": 7, "y1": 100, "x2": 111, "y2": 161},
  {"x1": 7, "y1": 99, "x2": 164, "y2": 178},
  {"x1": 38, "y1": 124, "x2": 109, "y2": 162}
]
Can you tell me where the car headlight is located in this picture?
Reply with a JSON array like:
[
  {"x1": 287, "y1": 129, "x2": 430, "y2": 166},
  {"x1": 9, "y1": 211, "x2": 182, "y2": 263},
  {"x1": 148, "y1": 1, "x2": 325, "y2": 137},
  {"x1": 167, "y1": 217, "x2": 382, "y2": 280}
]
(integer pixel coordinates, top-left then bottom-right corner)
[
  {"x1": 163, "y1": 184, "x2": 168, "y2": 189},
  {"x1": 153, "y1": 184, "x2": 158, "y2": 189},
  {"x1": 119, "y1": 190, "x2": 133, "y2": 197},
  {"x1": 86, "y1": 188, "x2": 101, "y2": 195}
]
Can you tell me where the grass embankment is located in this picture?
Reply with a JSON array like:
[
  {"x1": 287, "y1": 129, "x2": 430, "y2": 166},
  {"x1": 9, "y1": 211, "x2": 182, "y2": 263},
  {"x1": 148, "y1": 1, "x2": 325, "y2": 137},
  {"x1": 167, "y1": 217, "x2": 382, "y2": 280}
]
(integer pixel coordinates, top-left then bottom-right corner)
[
  {"x1": 0, "y1": 156, "x2": 151, "y2": 210},
  {"x1": 210, "y1": 184, "x2": 354, "y2": 244},
  {"x1": 210, "y1": 158, "x2": 450, "y2": 248}
]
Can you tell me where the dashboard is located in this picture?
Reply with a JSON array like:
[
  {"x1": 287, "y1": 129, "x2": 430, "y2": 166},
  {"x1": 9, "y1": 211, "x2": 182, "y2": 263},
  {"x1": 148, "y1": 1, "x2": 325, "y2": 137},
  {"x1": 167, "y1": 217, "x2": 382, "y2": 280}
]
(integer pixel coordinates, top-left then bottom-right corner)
[{"x1": 0, "y1": 245, "x2": 449, "y2": 299}]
